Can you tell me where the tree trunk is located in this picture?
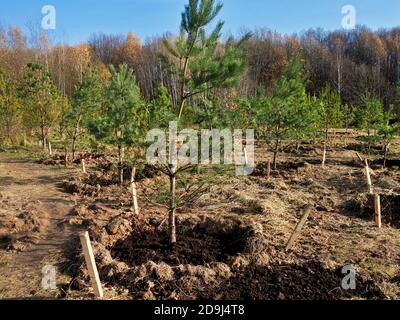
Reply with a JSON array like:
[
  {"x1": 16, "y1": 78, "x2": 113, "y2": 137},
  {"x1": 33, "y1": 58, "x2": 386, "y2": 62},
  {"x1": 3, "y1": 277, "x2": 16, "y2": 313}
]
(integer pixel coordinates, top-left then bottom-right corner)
[
  {"x1": 383, "y1": 142, "x2": 390, "y2": 168},
  {"x1": 72, "y1": 137, "x2": 77, "y2": 161},
  {"x1": 267, "y1": 160, "x2": 271, "y2": 180},
  {"x1": 178, "y1": 55, "x2": 190, "y2": 120},
  {"x1": 272, "y1": 138, "x2": 280, "y2": 170},
  {"x1": 72, "y1": 116, "x2": 82, "y2": 161},
  {"x1": 178, "y1": 98, "x2": 186, "y2": 121},
  {"x1": 367, "y1": 128, "x2": 371, "y2": 153},
  {"x1": 168, "y1": 167, "x2": 177, "y2": 245}
]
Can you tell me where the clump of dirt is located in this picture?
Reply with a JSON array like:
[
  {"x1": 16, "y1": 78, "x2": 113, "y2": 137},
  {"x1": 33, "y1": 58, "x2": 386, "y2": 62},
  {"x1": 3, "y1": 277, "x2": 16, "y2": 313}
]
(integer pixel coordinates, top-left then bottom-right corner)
[
  {"x1": 39, "y1": 152, "x2": 110, "y2": 166},
  {"x1": 72, "y1": 152, "x2": 107, "y2": 165},
  {"x1": 38, "y1": 154, "x2": 66, "y2": 165},
  {"x1": 61, "y1": 178, "x2": 101, "y2": 196},
  {"x1": 371, "y1": 158, "x2": 400, "y2": 169},
  {"x1": 201, "y1": 262, "x2": 385, "y2": 300},
  {"x1": 53, "y1": 133, "x2": 400, "y2": 299},
  {"x1": 279, "y1": 161, "x2": 309, "y2": 171},
  {"x1": 344, "y1": 193, "x2": 400, "y2": 228},
  {"x1": 111, "y1": 216, "x2": 255, "y2": 267},
  {"x1": 0, "y1": 203, "x2": 44, "y2": 251},
  {"x1": 252, "y1": 162, "x2": 270, "y2": 177},
  {"x1": 62, "y1": 210, "x2": 386, "y2": 300}
]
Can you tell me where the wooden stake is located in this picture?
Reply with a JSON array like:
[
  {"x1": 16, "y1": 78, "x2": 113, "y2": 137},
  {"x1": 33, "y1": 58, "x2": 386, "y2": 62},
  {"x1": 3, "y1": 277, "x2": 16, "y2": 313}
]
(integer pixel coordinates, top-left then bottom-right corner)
[
  {"x1": 364, "y1": 159, "x2": 373, "y2": 194},
  {"x1": 355, "y1": 152, "x2": 364, "y2": 163},
  {"x1": 64, "y1": 148, "x2": 68, "y2": 168},
  {"x1": 374, "y1": 194, "x2": 382, "y2": 228},
  {"x1": 322, "y1": 143, "x2": 327, "y2": 168},
  {"x1": 79, "y1": 231, "x2": 103, "y2": 298},
  {"x1": 356, "y1": 152, "x2": 364, "y2": 163},
  {"x1": 81, "y1": 159, "x2": 86, "y2": 174},
  {"x1": 131, "y1": 167, "x2": 139, "y2": 214},
  {"x1": 267, "y1": 160, "x2": 271, "y2": 179},
  {"x1": 48, "y1": 141, "x2": 52, "y2": 156},
  {"x1": 285, "y1": 206, "x2": 312, "y2": 251}
]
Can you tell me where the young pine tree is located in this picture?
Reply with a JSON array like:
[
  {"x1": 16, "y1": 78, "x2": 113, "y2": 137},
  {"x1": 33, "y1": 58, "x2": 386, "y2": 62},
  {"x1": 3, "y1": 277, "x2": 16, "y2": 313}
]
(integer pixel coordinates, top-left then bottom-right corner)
[
  {"x1": 147, "y1": 85, "x2": 175, "y2": 129},
  {"x1": 65, "y1": 69, "x2": 104, "y2": 160},
  {"x1": 316, "y1": 84, "x2": 342, "y2": 167},
  {"x1": 260, "y1": 57, "x2": 312, "y2": 169},
  {"x1": 88, "y1": 64, "x2": 146, "y2": 185},
  {"x1": 161, "y1": 0, "x2": 251, "y2": 122},
  {"x1": 355, "y1": 94, "x2": 384, "y2": 152},
  {"x1": 377, "y1": 106, "x2": 399, "y2": 166},
  {"x1": 159, "y1": 0, "x2": 250, "y2": 245},
  {"x1": 19, "y1": 63, "x2": 61, "y2": 150}
]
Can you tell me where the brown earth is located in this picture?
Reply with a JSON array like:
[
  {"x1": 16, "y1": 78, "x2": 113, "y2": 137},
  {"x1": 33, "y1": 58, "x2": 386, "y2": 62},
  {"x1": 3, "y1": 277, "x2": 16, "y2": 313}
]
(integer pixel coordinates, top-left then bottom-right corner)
[
  {"x1": 1, "y1": 132, "x2": 400, "y2": 300},
  {"x1": 0, "y1": 154, "x2": 76, "y2": 299},
  {"x1": 57, "y1": 134, "x2": 400, "y2": 300}
]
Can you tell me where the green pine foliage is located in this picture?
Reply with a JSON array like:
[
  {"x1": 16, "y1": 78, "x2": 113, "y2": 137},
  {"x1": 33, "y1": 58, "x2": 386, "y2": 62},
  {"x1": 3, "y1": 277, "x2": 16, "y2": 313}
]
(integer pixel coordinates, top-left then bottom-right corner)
[
  {"x1": 161, "y1": 0, "x2": 251, "y2": 121},
  {"x1": 64, "y1": 68, "x2": 105, "y2": 158},
  {"x1": 255, "y1": 57, "x2": 315, "y2": 168},
  {"x1": 355, "y1": 93, "x2": 384, "y2": 150},
  {"x1": 19, "y1": 63, "x2": 62, "y2": 149},
  {"x1": 317, "y1": 84, "x2": 343, "y2": 141},
  {"x1": 148, "y1": 85, "x2": 176, "y2": 129},
  {"x1": 378, "y1": 105, "x2": 399, "y2": 164},
  {"x1": 87, "y1": 64, "x2": 146, "y2": 164}
]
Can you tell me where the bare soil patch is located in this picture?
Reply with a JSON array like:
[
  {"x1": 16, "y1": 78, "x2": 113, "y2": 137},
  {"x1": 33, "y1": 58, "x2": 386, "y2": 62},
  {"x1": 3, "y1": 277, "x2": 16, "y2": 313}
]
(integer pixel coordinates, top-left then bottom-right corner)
[{"x1": 0, "y1": 153, "x2": 76, "y2": 299}]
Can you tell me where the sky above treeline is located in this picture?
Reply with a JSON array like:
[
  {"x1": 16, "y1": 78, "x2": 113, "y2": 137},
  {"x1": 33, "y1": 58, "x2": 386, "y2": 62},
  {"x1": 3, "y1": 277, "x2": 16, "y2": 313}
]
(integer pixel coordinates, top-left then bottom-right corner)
[{"x1": 0, "y1": 0, "x2": 399, "y2": 44}]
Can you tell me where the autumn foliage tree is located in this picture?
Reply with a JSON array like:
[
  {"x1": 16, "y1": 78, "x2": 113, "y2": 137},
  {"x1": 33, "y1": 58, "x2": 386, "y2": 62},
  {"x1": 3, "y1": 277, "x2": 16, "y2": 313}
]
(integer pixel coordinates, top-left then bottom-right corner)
[{"x1": 0, "y1": 68, "x2": 21, "y2": 145}]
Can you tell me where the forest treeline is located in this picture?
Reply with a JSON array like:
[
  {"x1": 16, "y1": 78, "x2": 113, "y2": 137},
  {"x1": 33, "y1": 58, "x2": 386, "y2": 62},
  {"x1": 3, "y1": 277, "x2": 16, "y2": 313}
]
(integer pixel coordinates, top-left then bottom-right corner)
[{"x1": 1, "y1": 18, "x2": 400, "y2": 151}]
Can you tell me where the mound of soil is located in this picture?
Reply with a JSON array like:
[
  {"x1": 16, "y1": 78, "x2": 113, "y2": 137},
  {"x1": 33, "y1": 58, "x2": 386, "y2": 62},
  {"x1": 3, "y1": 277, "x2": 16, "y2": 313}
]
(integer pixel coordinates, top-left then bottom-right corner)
[
  {"x1": 63, "y1": 211, "x2": 385, "y2": 300},
  {"x1": 61, "y1": 179, "x2": 102, "y2": 196},
  {"x1": 38, "y1": 154, "x2": 66, "y2": 165},
  {"x1": 0, "y1": 204, "x2": 43, "y2": 251},
  {"x1": 72, "y1": 152, "x2": 107, "y2": 165},
  {"x1": 111, "y1": 216, "x2": 254, "y2": 267},
  {"x1": 345, "y1": 193, "x2": 400, "y2": 228},
  {"x1": 371, "y1": 158, "x2": 400, "y2": 169},
  {"x1": 202, "y1": 261, "x2": 385, "y2": 300}
]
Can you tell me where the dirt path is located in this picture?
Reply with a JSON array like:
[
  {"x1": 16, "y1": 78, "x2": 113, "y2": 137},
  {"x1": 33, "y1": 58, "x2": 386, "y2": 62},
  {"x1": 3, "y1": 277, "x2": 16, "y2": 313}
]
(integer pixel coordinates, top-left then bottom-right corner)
[{"x1": 0, "y1": 153, "x2": 76, "y2": 299}]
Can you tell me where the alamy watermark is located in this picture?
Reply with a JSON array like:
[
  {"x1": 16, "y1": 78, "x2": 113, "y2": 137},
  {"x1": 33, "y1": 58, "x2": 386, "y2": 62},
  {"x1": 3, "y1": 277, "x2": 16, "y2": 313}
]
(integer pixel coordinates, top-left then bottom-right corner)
[
  {"x1": 41, "y1": 265, "x2": 57, "y2": 290},
  {"x1": 146, "y1": 122, "x2": 255, "y2": 176},
  {"x1": 41, "y1": 5, "x2": 56, "y2": 30},
  {"x1": 341, "y1": 5, "x2": 356, "y2": 30},
  {"x1": 341, "y1": 264, "x2": 356, "y2": 290}
]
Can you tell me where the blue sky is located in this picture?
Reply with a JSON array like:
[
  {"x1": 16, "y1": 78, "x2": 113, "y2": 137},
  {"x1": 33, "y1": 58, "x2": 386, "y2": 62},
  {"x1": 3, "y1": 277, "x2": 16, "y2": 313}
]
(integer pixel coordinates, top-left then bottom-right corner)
[{"x1": 0, "y1": 0, "x2": 399, "y2": 44}]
